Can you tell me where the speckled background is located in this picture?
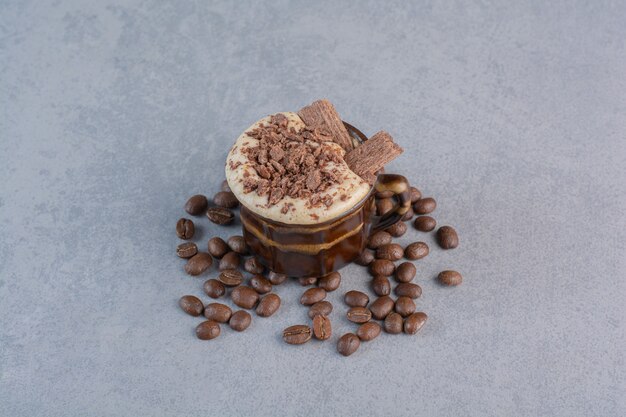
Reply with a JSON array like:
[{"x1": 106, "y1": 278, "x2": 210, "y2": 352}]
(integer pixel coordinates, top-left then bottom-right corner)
[{"x1": 1, "y1": 1, "x2": 625, "y2": 416}]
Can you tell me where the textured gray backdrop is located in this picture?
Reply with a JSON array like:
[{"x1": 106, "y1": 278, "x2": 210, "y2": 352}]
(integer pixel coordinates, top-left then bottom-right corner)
[{"x1": 1, "y1": 1, "x2": 625, "y2": 416}]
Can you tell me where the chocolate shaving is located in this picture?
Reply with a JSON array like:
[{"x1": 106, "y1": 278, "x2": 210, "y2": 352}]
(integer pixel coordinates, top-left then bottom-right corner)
[
  {"x1": 297, "y1": 99, "x2": 354, "y2": 152},
  {"x1": 344, "y1": 131, "x2": 403, "y2": 184}
]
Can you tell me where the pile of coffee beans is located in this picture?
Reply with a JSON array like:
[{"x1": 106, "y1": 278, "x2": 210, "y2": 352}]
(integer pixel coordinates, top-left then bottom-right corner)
[{"x1": 174, "y1": 179, "x2": 463, "y2": 356}]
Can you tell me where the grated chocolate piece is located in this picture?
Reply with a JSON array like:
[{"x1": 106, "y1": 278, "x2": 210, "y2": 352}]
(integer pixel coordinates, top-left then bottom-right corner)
[
  {"x1": 344, "y1": 131, "x2": 403, "y2": 184},
  {"x1": 297, "y1": 99, "x2": 353, "y2": 152}
]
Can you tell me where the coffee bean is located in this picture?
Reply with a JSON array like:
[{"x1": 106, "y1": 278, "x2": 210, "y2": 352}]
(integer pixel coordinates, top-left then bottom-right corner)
[
  {"x1": 218, "y1": 269, "x2": 243, "y2": 286},
  {"x1": 176, "y1": 242, "x2": 198, "y2": 258},
  {"x1": 395, "y1": 282, "x2": 422, "y2": 299},
  {"x1": 206, "y1": 207, "x2": 234, "y2": 225},
  {"x1": 413, "y1": 197, "x2": 436, "y2": 214},
  {"x1": 395, "y1": 262, "x2": 416, "y2": 283},
  {"x1": 249, "y1": 275, "x2": 272, "y2": 294},
  {"x1": 283, "y1": 325, "x2": 312, "y2": 345},
  {"x1": 375, "y1": 190, "x2": 394, "y2": 199},
  {"x1": 371, "y1": 275, "x2": 391, "y2": 296},
  {"x1": 203, "y1": 279, "x2": 225, "y2": 298},
  {"x1": 300, "y1": 288, "x2": 326, "y2": 305},
  {"x1": 179, "y1": 295, "x2": 203, "y2": 316},
  {"x1": 436, "y1": 226, "x2": 459, "y2": 249},
  {"x1": 386, "y1": 221, "x2": 407, "y2": 237},
  {"x1": 383, "y1": 312, "x2": 403, "y2": 334},
  {"x1": 244, "y1": 257, "x2": 264, "y2": 274},
  {"x1": 184, "y1": 194, "x2": 208, "y2": 215},
  {"x1": 299, "y1": 277, "x2": 318, "y2": 286},
  {"x1": 219, "y1": 251, "x2": 240, "y2": 270},
  {"x1": 367, "y1": 231, "x2": 392, "y2": 249},
  {"x1": 203, "y1": 303, "x2": 232, "y2": 323},
  {"x1": 344, "y1": 290, "x2": 369, "y2": 308},
  {"x1": 176, "y1": 218, "x2": 195, "y2": 240},
  {"x1": 346, "y1": 307, "x2": 372, "y2": 323},
  {"x1": 318, "y1": 272, "x2": 341, "y2": 292},
  {"x1": 184, "y1": 253, "x2": 213, "y2": 276},
  {"x1": 354, "y1": 249, "x2": 375, "y2": 266},
  {"x1": 414, "y1": 216, "x2": 436, "y2": 232},
  {"x1": 409, "y1": 186, "x2": 422, "y2": 203},
  {"x1": 376, "y1": 243, "x2": 404, "y2": 261},
  {"x1": 357, "y1": 322, "x2": 381, "y2": 341},
  {"x1": 231, "y1": 286, "x2": 259, "y2": 309},
  {"x1": 438, "y1": 270, "x2": 462, "y2": 286},
  {"x1": 369, "y1": 259, "x2": 395, "y2": 276},
  {"x1": 196, "y1": 320, "x2": 220, "y2": 340},
  {"x1": 229, "y1": 310, "x2": 251, "y2": 331},
  {"x1": 376, "y1": 198, "x2": 394, "y2": 216},
  {"x1": 404, "y1": 242, "x2": 429, "y2": 260},
  {"x1": 404, "y1": 312, "x2": 428, "y2": 335},
  {"x1": 213, "y1": 191, "x2": 239, "y2": 209},
  {"x1": 395, "y1": 296, "x2": 417, "y2": 317},
  {"x1": 402, "y1": 207, "x2": 414, "y2": 221},
  {"x1": 256, "y1": 293, "x2": 281, "y2": 317},
  {"x1": 227, "y1": 235, "x2": 248, "y2": 255},
  {"x1": 207, "y1": 237, "x2": 229, "y2": 258},
  {"x1": 221, "y1": 179, "x2": 231, "y2": 192},
  {"x1": 337, "y1": 333, "x2": 360, "y2": 356},
  {"x1": 268, "y1": 271, "x2": 288, "y2": 285},
  {"x1": 369, "y1": 296, "x2": 394, "y2": 320},
  {"x1": 308, "y1": 301, "x2": 333, "y2": 318},
  {"x1": 312, "y1": 315, "x2": 332, "y2": 340}
]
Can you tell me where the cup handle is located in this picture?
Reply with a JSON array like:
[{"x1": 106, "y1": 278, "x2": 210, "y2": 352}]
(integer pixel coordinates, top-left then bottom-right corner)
[{"x1": 370, "y1": 174, "x2": 411, "y2": 234}]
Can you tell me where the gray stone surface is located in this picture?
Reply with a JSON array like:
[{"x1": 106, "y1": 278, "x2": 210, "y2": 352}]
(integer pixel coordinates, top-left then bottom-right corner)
[{"x1": 1, "y1": 1, "x2": 625, "y2": 416}]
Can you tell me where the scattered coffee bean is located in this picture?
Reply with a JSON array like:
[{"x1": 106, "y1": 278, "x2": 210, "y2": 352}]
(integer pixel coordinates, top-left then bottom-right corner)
[
  {"x1": 213, "y1": 191, "x2": 239, "y2": 209},
  {"x1": 219, "y1": 251, "x2": 240, "y2": 270},
  {"x1": 184, "y1": 252, "x2": 213, "y2": 276},
  {"x1": 256, "y1": 293, "x2": 281, "y2": 317},
  {"x1": 344, "y1": 290, "x2": 369, "y2": 308},
  {"x1": 184, "y1": 194, "x2": 208, "y2": 215},
  {"x1": 318, "y1": 272, "x2": 341, "y2": 292},
  {"x1": 176, "y1": 218, "x2": 195, "y2": 240},
  {"x1": 300, "y1": 288, "x2": 327, "y2": 305},
  {"x1": 371, "y1": 275, "x2": 391, "y2": 296},
  {"x1": 229, "y1": 310, "x2": 251, "y2": 331},
  {"x1": 203, "y1": 303, "x2": 232, "y2": 323},
  {"x1": 404, "y1": 312, "x2": 428, "y2": 335},
  {"x1": 376, "y1": 243, "x2": 404, "y2": 261},
  {"x1": 438, "y1": 270, "x2": 462, "y2": 286},
  {"x1": 179, "y1": 295, "x2": 203, "y2": 316},
  {"x1": 354, "y1": 249, "x2": 375, "y2": 266},
  {"x1": 283, "y1": 325, "x2": 312, "y2": 345},
  {"x1": 386, "y1": 221, "x2": 407, "y2": 237},
  {"x1": 369, "y1": 296, "x2": 395, "y2": 320},
  {"x1": 176, "y1": 242, "x2": 198, "y2": 258},
  {"x1": 268, "y1": 271, "x2": 288, "y2": 285},
  {"x1": 308, "y1": 301, "x2": 333, "y2": 319},
  {"x1": 395, "y1": 262, "x2": 416, "y2": 283},
  {"x1": 337, "y1": 333, "x2": 360, "y2": 356},
  {"x1": 376, "y1": 198, "x2": 394, "y2": 216},
  {"x1": 227, "y1": 235, "x2": 248, "y2": 255},
  {"x1": 414, "y1": 216, "x2": 436, "y2": 232},
  {"x1": 312, "y1": 315, "x2": 332, "y2": 340},
  {"x1": 367, "y1": 231, "x2": 392, "y2": 249},
  {"x1": 244, "y1": 257, "x2": 264, "y2": 274},
  {"x1": 206, "y1": 206, "x2": 234, "y2": 225},
  {"x1": 436, "y1": 226, "x2": 459, "y2": 249},
  {"x1": 369, "y1": 259, "x2": 395, "y2": 276},
  {"x1": 196, "y1": 320, "x2": 220, "y2": 340},
  {"x1": 357, "y1": 322, "x2": 382, "y2": 341},
  {"x1": 404, "y1": 242, "x2": 429, "y2": 260},
  {"x1": 220, "y1": 179, "x2": 231, "y2": 192},
  {"x1": 395, "y1": 296, "x2": 417, "y2": 317},
  {"x1": 207, "y1": 237, "x2": 229, "y2": 258},
  {"x1": 231, "y1": 286, "x2": 259, "y2": 309},
  {"x1": 346, "y1": 307, "x2": 372, "y2": 323},
  {"x1": 249, "y1": 275, "x2": 272, "y2": 294},
  {"x1": 299, "y1": 277, "x2": 318, "y2": 286},
  {"x1": 395, "y1": 283, "x2": 422, "y2": 299},
  {"x1": 203, "y1": 279, "x2": 226, "y2": 298},
  {"x1": 218, "y1": 269, "x2": 243, "y2": 286},
  {"x1": 413, "y1": 197, "x2": 436, "y2": 214},
  {"x1": 409, "y1": 186, "x2": 422, "y2": 203},
  {"x1": 401, "y1": 206, "x2": 414, "y2": 221},
  {"x1": 383, "y1": 312, "x2": 403, "y2": 334},
  {"x1": 376, "y1": 190, "x2": 394, "y2": 199}
]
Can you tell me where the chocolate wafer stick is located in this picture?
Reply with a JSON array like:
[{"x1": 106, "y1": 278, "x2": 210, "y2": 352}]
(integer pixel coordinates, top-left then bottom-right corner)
[
  {"x1": 298, "y1": 99, "x2": 354, "y2": 152},
  {"x1": 345, "y1": 131, "x2": 403, "y2": 184}
]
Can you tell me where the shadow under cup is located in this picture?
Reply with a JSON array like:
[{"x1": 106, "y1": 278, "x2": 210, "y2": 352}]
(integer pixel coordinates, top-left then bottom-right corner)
[{"x1": 239, "y1": 123, "x2": 411, "y2": 278}]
